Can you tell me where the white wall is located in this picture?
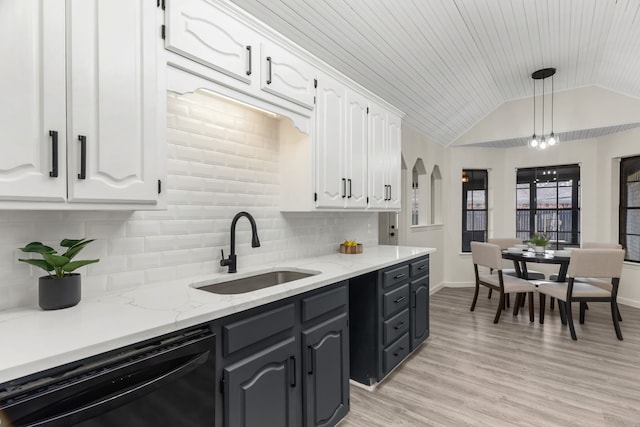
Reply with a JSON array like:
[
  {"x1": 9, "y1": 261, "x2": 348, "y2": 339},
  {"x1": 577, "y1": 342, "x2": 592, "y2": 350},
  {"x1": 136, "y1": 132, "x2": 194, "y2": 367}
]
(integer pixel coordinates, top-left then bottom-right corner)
[
  {"x1": 400, "y1": 127, "x2": 445, "y2": 290},
  {"x1": 0, "y1": 91, "x2": 378, "y2": 310}
]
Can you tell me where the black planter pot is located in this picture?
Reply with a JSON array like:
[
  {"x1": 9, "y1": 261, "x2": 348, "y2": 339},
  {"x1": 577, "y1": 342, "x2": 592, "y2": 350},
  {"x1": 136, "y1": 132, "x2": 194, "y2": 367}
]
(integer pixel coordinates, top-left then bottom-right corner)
[{"x1": 38, "y1": 274, "x2": 81, "y2": 310}]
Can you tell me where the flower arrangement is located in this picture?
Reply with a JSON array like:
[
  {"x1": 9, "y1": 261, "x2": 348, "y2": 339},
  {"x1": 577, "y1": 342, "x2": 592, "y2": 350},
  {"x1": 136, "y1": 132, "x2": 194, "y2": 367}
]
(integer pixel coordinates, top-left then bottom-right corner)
[{"x1": 529, "y1": 233, "x2": 549, "y2": 248}]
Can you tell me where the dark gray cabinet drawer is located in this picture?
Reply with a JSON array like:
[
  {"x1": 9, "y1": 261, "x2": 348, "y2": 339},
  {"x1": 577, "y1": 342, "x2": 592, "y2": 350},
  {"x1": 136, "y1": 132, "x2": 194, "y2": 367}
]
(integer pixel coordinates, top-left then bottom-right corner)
[
  {"x1": 382, "y1": 283, "x2": 409, "y2": 318},
  {"x1": 383, "y1": 333, "x2": 410, "y2": 376},
  {"x1": 410, "y1": 257, "x2": 429, "y2": 277},
  {"x1": 382, "y1": 265, "x2": 409, "y2": 289},
  {"x1": 383, "y1": 308, "x2": 409, "y2": 346},
  {"x1": 222, "y1": 304, "x2": 295, "y2": 355},
  {"x1": 301, "y1": 283, "x2": 347, "y2": 323}
]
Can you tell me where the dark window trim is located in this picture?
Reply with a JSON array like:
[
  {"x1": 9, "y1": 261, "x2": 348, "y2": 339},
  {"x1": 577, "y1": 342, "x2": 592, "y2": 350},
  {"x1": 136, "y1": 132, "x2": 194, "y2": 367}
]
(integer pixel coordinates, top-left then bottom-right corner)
[
  {"x1": 462, "y1": 169, "x2": 488, "y2": 252},
  {"x1": 620, "y1": 156, "x2": 640, "y2": 263}
]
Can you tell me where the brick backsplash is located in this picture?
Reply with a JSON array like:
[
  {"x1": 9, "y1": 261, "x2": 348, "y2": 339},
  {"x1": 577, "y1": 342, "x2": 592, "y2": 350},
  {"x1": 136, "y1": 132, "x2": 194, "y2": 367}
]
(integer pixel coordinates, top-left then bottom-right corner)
[{"x1": 0, "y1": 91, "x2": 378, "y2": 310}]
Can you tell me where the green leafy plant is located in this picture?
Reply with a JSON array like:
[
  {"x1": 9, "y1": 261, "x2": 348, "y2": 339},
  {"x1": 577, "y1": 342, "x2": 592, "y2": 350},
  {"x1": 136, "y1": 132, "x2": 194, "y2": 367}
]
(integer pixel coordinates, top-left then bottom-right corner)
[
  {"x1": 19, "y1": 239, "x2": 99, "y2": 279},
  {"x1": 529, "y1": 233, "x2": 549, "y2": 247}
]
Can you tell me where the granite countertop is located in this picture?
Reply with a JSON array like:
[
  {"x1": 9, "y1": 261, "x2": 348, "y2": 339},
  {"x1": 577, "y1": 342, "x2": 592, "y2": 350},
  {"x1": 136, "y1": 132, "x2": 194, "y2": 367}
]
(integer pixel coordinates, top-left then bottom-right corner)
[{"x1": 0, "y1": 245, "x2": 434, "y2": 384}]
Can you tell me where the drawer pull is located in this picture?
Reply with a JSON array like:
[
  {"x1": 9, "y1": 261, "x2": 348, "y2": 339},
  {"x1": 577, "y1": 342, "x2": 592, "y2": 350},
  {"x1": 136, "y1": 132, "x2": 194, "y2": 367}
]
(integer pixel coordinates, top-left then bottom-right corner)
[
  {"x1": 394, "y1": 321, "x2": 405, "y2": 330},
  {"x1": 246, "y1": 45, "x2": 252, "y2": 75},
  {"x1": 266, "y1": 56, "x2": 272, "y2": 85},
  {"x1": 418, "y1": 265, "x2": 426, "y2": 270},
  {"x1": 394, "y1": 273, "x2": 406, "y2": 279},
  {"x1": 393, "y1": 347, "x2": 405, "y2": 357},
  {"x1": 394, "y1": 296, "x2": 406, "y2": 304}
]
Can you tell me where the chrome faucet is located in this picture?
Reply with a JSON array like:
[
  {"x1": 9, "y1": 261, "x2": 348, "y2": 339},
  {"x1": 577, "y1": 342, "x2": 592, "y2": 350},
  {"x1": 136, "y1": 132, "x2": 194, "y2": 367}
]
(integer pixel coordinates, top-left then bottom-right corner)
[{"x1": 220, "y1": 211, "x2": 260, "y2": 273}]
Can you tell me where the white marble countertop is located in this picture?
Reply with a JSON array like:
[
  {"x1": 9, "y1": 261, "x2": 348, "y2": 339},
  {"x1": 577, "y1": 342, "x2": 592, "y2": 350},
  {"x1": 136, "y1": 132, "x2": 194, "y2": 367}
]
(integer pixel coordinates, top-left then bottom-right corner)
[{"x1": 0, "y1": 245, "x2": 434, "y2": 384}]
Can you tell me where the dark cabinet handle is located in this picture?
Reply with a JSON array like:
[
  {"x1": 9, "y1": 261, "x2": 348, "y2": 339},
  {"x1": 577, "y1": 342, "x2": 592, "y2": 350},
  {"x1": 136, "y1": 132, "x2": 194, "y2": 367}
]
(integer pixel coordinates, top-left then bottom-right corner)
[
  {"x1": 49, "y1": 130, "x2": 58, "y2": 178},
  {"x1": 394, "y1": 273, "x2": 406, "y2": 279},
  {"x1": 289, "y1": 355, "x2": 296, "y2": 387},
  {"x1": 394, "y1": 296, "x2": 406, "y2": 303},
  {"x1": 394, "y1": 321, "x2": 405, "y2": 330},
  {"x1": 412, "y1": 291, "x2": 416, "y2": 308},
  {"x1": 77, "y1": 135, "x2": 87, "y2": 179},
  {"x1": 246, "y1": 45, "x2": 252, "y2": 75},
  {"x1": 393, "y1": 347, "x2": 405, "y2": 357},
  {"x1": 388, "y1": 185, "x2": 392, "y2": 201},
  {"x1": 348, "y1": 179, "x2": 352, "y2": 198},
  {"x1": 307, "y1": 346, "x2": 314, "y2": 375},
  {"x1": 266, "y1": 56, "x2": 272, "y2": 85},
  {"x1": 418, "y1": 265, "x2": 426, "y2": 270},
  {"x1": 342, "y1": 178, "x2": 346, "y2": 198}
]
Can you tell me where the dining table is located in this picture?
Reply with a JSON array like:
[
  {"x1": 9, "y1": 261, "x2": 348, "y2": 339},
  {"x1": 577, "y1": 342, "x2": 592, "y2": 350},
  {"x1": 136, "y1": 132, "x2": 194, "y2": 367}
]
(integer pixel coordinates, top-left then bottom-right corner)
[{"x1": 501, "y1": 249, "x2": 571, "y2": 281}]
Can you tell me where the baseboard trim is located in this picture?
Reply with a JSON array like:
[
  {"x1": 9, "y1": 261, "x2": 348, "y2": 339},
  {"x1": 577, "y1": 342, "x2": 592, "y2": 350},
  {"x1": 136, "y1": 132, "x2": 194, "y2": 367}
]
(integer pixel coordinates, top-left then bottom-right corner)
[
  {"x1": 618, "y1": 296, "x2": 640, "y2": 309},
  {"x1": 443, "y1": 281, "x2": 475, "y2": 288},
  {"x1": 429, "y1": 281, "x2": 446, "y2": 294}
]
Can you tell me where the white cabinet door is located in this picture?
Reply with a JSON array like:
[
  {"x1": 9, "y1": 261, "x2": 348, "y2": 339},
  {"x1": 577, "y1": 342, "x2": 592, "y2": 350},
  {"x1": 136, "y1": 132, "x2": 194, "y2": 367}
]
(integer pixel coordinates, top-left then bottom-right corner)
[
  {"x1": 315, "y1": 78, "x2": 346, "y2": 208},
  {"x1": 345, "y1": 91, "x2": 369, "y2": 208},
  {"x1": 368, "y1": 104, "x2": 388, "y2": 209},
  {"x1": 386, "y1": 112, "x2": 402, "y2": 209},
  {"x1": 260, "y1": 42, "x2": 316, "y2": 109},
  {"x1": 165, "y1": 0, "x2": 255, "y2": 84},
  {"x1": 68, "y1": 0, "x2": 158, "y2": 204},
  {"x1": 0, "y1": 0, "x2": 67, "y2": 201}
]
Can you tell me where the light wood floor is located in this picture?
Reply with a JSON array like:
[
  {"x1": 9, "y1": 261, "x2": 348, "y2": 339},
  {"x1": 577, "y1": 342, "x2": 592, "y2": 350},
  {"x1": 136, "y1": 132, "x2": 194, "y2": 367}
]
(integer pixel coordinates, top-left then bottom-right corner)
[{"x1": 341, "y1": 287, "x2": 640, "y2": 427}]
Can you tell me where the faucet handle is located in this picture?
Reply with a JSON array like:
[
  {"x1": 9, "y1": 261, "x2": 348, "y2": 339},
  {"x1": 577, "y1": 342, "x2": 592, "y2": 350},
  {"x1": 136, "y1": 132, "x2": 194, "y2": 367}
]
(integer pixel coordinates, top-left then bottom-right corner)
[{"x1": 220, "y1": 249, "x2": 225, "y2": 260}]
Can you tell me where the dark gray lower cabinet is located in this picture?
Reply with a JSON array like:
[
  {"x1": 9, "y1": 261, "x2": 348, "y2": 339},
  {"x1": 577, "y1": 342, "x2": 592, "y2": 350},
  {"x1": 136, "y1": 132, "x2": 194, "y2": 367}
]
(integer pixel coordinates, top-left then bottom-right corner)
[
  {"x1": 349, "y1": 255, "x2": 429, "y2": 386},
  {"x1": 224, "y1": 337, "x2": 297, "y2": 427},
  {"x1": 302, "y1": 313, "x2": 349, "y2": 427},
  {"x1": 217, "y1": 281, "x2": 349, "y2": 427},
  {"x1": 410, "y1": 275, "x2": 429, "y2": 348}
]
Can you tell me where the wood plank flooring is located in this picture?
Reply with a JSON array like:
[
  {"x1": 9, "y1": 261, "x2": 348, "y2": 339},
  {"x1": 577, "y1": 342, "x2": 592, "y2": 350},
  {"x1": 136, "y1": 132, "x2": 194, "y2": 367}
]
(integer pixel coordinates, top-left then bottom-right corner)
[{"x1": 340, "y1": 287, "x2": 640, "y2": 427}]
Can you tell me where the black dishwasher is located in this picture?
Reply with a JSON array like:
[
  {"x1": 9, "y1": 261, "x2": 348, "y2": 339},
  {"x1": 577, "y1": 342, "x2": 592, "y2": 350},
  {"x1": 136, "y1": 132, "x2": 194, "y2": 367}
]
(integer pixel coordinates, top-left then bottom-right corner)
[{"x1": 0, "y1": 324, "x2": 216, "y2": 426}]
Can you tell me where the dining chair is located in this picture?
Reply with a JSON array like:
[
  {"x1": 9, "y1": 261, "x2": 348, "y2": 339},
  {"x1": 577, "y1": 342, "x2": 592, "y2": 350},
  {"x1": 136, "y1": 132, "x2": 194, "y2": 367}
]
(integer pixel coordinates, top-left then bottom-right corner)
[
  {"x1": 536, "y1": 248, "x2": 625, "y2": 340},
  {"x1": 487, "y1": 238, "x2": 545, "y2": 305},
  {"x1": 470, "y1": 242, "x2": 536, "y2": 324}
]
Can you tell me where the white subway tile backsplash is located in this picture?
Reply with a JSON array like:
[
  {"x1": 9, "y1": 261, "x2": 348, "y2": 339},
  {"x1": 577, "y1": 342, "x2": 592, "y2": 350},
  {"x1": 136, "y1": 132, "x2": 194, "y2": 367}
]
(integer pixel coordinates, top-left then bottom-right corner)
[{"x1": 0, "y1": 91, "x2": 378, "y2": 310}]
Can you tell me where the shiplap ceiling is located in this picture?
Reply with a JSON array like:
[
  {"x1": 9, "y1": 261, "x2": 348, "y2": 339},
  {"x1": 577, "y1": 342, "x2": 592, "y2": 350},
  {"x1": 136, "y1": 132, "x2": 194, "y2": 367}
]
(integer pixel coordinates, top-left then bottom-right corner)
[{"x1": 228, "y1": 0, "x2": 640, "y2": 147}]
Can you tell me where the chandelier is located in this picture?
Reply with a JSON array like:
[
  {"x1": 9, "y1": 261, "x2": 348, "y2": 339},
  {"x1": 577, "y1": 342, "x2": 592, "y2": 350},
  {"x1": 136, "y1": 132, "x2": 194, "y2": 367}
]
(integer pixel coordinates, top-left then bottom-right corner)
[{"x1": 528, "y1": 68, "x2": 558, "y2": 150}]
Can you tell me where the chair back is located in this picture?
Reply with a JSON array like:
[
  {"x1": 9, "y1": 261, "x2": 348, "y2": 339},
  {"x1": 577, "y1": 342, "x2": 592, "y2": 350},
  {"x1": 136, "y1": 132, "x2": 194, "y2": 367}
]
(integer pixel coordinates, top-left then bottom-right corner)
[
  {"x1": 488, "y1": 237, "x2": 523, "y2": 250},
  {"x1": 582, "y1": 241, "x2": 622, "y2": 249},
  {"x1": 471, "y1": 242, "x2": 502, "y2": 270},
  {"x1": 568, "y1": 249, "x2": 625, "y2": 279}
]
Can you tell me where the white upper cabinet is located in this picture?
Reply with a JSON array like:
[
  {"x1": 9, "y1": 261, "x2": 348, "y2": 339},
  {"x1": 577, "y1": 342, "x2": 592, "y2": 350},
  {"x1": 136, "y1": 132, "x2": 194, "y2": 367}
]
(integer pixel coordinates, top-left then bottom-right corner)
[
  {"x1": 165, "y1": 0, "x2": 256, "y2": 84},
  {"x1": 368, "y1": 104, "x2": 402, "y2": 210},
  {"x1": 0, "y1": 0, "x2": 163, "y2": 209},
  {"x1": 0, "y1": 0, "x2": 67, "y2": 202},
  {"x1": 315, "y1": 76, "x2": 368, "y2": 209},
  {"x1": 260, "y1": 42, "x2": 316, "y2": 109},
  {"x1": 67, "y1": 0, "x2": 159, "y2": 204}
]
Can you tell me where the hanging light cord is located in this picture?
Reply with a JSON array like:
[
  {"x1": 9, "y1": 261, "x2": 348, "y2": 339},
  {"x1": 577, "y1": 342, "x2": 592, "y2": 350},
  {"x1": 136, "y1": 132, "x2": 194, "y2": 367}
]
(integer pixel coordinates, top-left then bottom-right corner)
[{"x1": 542, "y1": 77, "x2": 545, "y2": 137}]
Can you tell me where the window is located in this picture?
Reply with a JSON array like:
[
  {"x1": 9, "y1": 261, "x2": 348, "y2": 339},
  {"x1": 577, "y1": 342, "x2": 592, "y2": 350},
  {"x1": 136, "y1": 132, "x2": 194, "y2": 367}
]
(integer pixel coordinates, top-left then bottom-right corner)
[
  {"x1": 462, "y1": 169, "x2": 488, "y2": 252},
  {"x1": 431, "y1": 165, "x2": 442, "y2": 224},
  {"x1": 516, "y1": 164, "x2": 580, "y2": 249},
  {"x1": 411, "y1": 158, "x2": 427, "y2": 226},
  {"x1": 620, "y1": 156, "x2": 640, "y2": 263}
]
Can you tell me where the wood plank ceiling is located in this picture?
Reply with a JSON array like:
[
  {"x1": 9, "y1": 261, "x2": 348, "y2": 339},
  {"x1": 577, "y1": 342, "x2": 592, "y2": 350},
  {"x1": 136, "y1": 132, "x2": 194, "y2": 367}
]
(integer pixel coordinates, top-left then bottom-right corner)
[{"x1": 228, "y1": 0, "x2": 640, "y2": 147}]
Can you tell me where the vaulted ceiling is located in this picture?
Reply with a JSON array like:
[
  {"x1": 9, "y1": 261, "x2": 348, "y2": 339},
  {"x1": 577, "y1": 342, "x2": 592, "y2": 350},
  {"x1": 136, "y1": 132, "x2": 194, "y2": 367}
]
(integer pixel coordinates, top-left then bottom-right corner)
[{"x1": 228, "y1": 0, "x2": 640, "y2": 147}]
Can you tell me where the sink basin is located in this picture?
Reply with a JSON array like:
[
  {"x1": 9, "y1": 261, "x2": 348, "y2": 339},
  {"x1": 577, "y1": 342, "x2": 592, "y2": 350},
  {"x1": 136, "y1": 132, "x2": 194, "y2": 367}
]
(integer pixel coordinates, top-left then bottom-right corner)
[{"x1": 196, "y1": 270, "x2": 320, "y2": 295}]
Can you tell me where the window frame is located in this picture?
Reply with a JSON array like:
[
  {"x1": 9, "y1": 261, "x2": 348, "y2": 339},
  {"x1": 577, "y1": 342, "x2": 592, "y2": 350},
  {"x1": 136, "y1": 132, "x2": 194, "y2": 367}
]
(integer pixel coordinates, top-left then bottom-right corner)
[
  {"x1": 461, "y1": 169, "x2": 488, "y2": 252},
  {"x1": 619, "y1": 156, "x2": 640, "y2": 263},
  {"x1": 515, "y1": 164, "x2": 581, "y2": 250}
]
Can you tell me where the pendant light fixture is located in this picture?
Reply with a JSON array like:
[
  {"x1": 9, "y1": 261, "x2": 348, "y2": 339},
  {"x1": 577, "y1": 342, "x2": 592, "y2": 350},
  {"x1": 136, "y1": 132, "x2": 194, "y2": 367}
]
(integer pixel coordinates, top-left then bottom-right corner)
[{"x1": 528, "y1": 67, "x2": 558, "y2": 150}]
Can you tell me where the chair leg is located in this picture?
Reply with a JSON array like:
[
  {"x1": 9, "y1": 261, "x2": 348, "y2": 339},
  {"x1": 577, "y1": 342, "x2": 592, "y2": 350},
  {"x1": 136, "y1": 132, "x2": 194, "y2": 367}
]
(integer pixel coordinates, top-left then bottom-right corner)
[
  {"x1": 550, "y1": 297, "x2": 555, "y2": 310},
  {"x1": 579, "y1": 302, "x2": 587, "y2": 324},
  {"x1": 505, "y1": 294, "x2": 510, "y2": 309},
  {"x1": 618, "y1": 309, "x2": 623, "y2": 322},
  {"x1": 513, "y1": 293, "x2": 521, "y2": 316},
  {"x1": 488, "y1": 288, "x2": 492, "y2": 299},
  {"x1": 494, "y1": 292, "x2": 505, "y2": 324},
  {"x1": 558, "y1": 301, "x2": 567, "y2": 325},
  {"x1": 528, "y1": 292, "x2": 534, "y2": 323},
  {"x1": 470, "y1": 282, "x2": 480, "y2": 311},
  {"x1": 565, "y1": 300, "x2": 577, "y2": 340},
  {"x1": 611, "y1": 301, "x2": 623, "y2": 340},
  {"x1": 539, "y1": 294, "x2": 546, "y2": 324},
  {"x1": 520, "y1": 295, "x2": 526, "y2": 307}
]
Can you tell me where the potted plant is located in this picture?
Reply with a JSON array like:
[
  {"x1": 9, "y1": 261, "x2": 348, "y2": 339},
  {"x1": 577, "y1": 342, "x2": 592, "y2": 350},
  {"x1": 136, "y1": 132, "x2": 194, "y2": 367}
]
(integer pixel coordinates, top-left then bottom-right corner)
[
  {"x1": 529, "y1": 233, "x2": 549, "y2": 254},
  {"x1": 18, "y1": 239, "x2": 99, "y2": 310}
]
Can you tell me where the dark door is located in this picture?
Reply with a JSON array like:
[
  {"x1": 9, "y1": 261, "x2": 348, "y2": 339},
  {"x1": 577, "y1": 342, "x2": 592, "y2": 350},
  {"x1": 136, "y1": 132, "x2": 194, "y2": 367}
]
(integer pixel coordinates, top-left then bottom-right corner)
[
  {"x1": 301, "y1": 313, "x2": 349, "y2": 427},
  {"x1": 224, "y1": 337, "x2": 298, "y2": 427},
  {"x1": 410, "y1": 276, "x2": 429, "y2": 349}
]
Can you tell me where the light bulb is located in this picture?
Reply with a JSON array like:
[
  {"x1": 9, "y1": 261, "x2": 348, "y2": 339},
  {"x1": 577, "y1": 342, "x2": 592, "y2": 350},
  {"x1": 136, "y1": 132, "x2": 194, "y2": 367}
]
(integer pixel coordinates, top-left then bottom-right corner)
[
  {"x1": 548, "y1": 133, "x2": 557, "y2": 146},
  {"x1": 530, "y1": 134, "x2": 538, "y2": 148},
  {"x1": 540, "y1": 139, "x2": 547, "y2": 149}
]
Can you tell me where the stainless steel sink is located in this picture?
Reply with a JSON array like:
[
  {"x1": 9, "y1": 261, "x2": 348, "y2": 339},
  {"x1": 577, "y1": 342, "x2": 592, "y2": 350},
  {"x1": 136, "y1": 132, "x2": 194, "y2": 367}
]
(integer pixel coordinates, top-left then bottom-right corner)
[{"x1": 196, "y1": 270, "x2": 319, "y2": 294}]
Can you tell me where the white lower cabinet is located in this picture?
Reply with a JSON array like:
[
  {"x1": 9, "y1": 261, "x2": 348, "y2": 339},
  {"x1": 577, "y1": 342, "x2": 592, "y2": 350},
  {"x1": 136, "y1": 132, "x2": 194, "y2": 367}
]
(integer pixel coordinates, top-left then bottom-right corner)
[{"x1": 0, "y1": 0, "x2": 163, "y2": 208}]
